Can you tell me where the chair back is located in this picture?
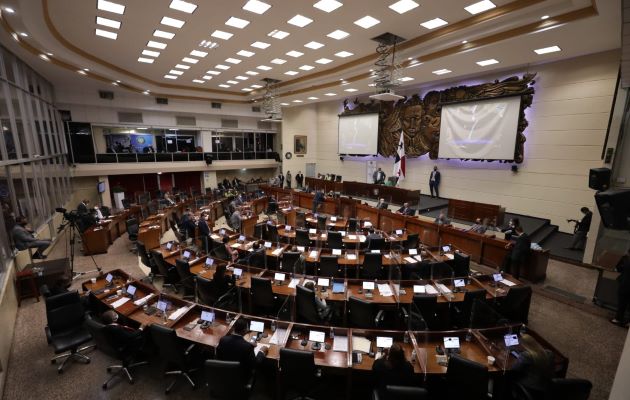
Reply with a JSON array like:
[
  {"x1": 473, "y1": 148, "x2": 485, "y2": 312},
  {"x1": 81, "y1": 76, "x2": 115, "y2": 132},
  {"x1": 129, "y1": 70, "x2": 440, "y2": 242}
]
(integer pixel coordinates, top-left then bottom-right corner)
[
  {"x1": 327, "y1": 231, "x2": 343, "y2": 249},
  {"x1": 126, "y1": 218, "x2": 139, "y2": 238},
  {"x1": 500, "y1": 286, "x2": 532, "y2": 323},
  {"x1": 282, "y1": 251, "x2": 301, "y2": 273},
  {"x1": 296, "y1": 229, "x2": 311, "y2": 246},
  {"x1": 432, "y1": 262, "x2": 454, "y2": 279},
  {"x1": 296, "y1": 285, "x2": 320, "y2": 324},
  {"x1": 446, "y1": 354, "x2": 489, "y2": 399},
  {"x1": 547, "y1": 378, "x2": 592, "y2": 400},
  {"x1": 279, "y1": 348, "x2": 317, "y2": 388},
  {"x1": 149, "y1": 324, "x2": 187, "y2": 367},
  {"x1": 265, "y1": 224, "x2": 279, "y2": 243},
  {"x1": 137, "y1": 241, "x2": 156, "y2": 271},
  {"x1": 404, "y1": 233, "x2": 419, "y2": 250},
  {"x1": 385, "y1": 386, "x2": 429, "y2": 400},
  {"x1": 296, "y1": 211, "x2": 306, "y2": 228},
  {"x1": 84, "y1": 316, "x2": 119, "y2": 358},
  {"x1": 460, "y1": 289, "x2": 487, "y2": 328},
  {"x1": 172, "y1": 226, "x2": 186, "y2": 243},
  {"x1": 361, "y1": 253, "x2": 383, "y2": 280},
  {"x1": 205, "y1": 360, "x2": 249, "y2": 399},
  {"x1": 254, "y1": 222, "x2": 265, "y2": 239},
  {"x1": 195, "y1": 274, "x2": 217, "y2": 306},
  {"x1": 151, "y1": 250, "x2": 171, "y2": 278},
  {"x1": 347, "y1": 218, "x2": 358, "y2": 232},
  {"x1": 348, "y1": 296, "x2": 376, "y2": 328},
  {"x1": 175, "y1": 259, "x2": 195, "y2": 292},
  {"x1": 249, "y1": 251, "x2": 266, "y2": 268},
  {"x1": 45, "y1": 291, "x2": 85, "y2": 335},
  {"x1": 317, "y1": 215, "x2": 327, "y2": 231},
  {"x1": 452, "y1": 252, "x2": 470, "y2": 277},
  {"x1": 250, "y1": 276, "x2": 275, "y2": 308},
  {"x1": 319, "y1": 255, "x2": 339, "y2": 278},
  {"x1": 368, "y1": 238, "x2": 385, "y2": 250},
  {"x1": 412, "y1": 294, "x2": 440, "y2": 330}
]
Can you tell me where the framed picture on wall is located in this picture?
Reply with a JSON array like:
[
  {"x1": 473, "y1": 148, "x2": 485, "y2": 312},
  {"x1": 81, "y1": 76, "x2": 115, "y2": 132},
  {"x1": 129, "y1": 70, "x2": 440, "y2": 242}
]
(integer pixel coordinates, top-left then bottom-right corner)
[{"x1": 294, "y1": 135, "x2": 307, "y2": 155}]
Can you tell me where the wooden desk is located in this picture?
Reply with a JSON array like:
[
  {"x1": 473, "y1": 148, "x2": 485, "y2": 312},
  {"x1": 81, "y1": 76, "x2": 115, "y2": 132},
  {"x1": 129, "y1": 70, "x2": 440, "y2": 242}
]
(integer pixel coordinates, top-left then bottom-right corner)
[
  {"x1": 240, "y1": 214, "x2": 257, "y2": 237},
  {"x1": 138, "y1": 224, "x2": 161, "y2": 250},
  {"x1": 82, "y1": 225, "x2": 110, "y2": 255},
  {"x1": 448, "y1": 199, "x2": 505, "y2": 226}
]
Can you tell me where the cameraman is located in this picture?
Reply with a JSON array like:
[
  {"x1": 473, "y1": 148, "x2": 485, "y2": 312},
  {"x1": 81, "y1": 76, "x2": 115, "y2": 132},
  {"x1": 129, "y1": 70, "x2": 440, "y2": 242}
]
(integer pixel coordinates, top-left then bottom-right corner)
[{"x1": 11, "y1": 215, "x2": 51, "y2": 259}]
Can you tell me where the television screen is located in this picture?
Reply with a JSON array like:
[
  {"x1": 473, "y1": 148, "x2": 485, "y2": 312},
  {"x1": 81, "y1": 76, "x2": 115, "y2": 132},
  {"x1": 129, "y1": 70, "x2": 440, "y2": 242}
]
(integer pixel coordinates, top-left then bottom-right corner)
[{"x1": 97, "y1": 181, "x2": 106, "y2": 193}]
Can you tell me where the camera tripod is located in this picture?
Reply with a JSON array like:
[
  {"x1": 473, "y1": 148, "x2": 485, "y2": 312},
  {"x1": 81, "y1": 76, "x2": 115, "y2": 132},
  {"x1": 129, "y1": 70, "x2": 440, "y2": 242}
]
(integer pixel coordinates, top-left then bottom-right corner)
[{"x1": 58, "y1": 212, "x2": 102, "y2": 280}]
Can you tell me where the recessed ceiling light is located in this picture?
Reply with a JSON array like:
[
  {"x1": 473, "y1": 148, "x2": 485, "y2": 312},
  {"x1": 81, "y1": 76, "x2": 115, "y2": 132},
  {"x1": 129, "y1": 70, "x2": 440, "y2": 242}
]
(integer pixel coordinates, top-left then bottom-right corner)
[
  {"x1": 190, "y1": 50, "x2": 207, "y2": 57},
  {"x1": 199, "y1": 40, "x2": 219, "y2": 49},
  {"x1": 96, "y1": 16, "x2": 121, "y2": 29},
  {"x1": 251, "y1": 84, "x2": 263, "y2": 88},
  {"x1": 541, "y1": 15, "x2": 549, "y2": 20},
  {"x1": 169, "y1": 70, "x2": 184, "y2": 75},
  {"x1": 175, "y1": 64, "x2": 191, "y2": 69},
  {"x1": 227, "y1": 80, "x2": 238, "y2": 84},
  {"x1": 324, "y1": 93, "x2": 336, "y2": 96},
  {"x1": 193, "y1": 79, "x2": 205, "y2": 83},
  {"x1": 299, "y1": 65, "x2": 314, "y2": 70},
  {"x1": 237, "y1": 50, "x2": 255, "y2": 57},
  {"x1": 216, "y1": 65, "x2": 230, "y2": 70},
  {"x1": 464, "y1": 0, "x2": 495, "y2": 15},
  {"x1": 39, "y1": 54, "x2": 50, "y2": 61},
  {"x1": 304, "y1": 41, "x2": 324, "y2": 49},
  {"x1": 344, "y1": 88, "x2": 358, "y2": 92},
  {"x1": 257, "y1": 65, "x2": 272, "y2": 70},
  {"x1": 251, "y1": 41, "x2": 270, "y2": 49},
  {"x1": 225, "y1": 16, "x2": 250, "y2": 29},
  {"x1": 95, "y1": 29, "x2": 117, "y2": 40},
  {"x1": 147, "y1": 40, "x2": 167, "y2": 49},
  {"x1": 225, "y1": 57, "x2": 241, "y2": 64},
  {"x1": 243, "y1": 0, "x2": 271, "y2": 14},
  {"x1": 421, "y1": 18, "x2": 448, "y2": 29},
  {"x1": 138, "y1": 57, "x2": 154, "y2": 63},
  {"x1": 242, "y1": 88, "x2": 254, "y2": 91},
  {"x1": 398, "y1": 76, "x2": 414, "y2": 81},
  {"x1": 315, "y1": 58, "x2": 333, "y2": 64},
  {"x1": 219, "y1": 84, "x2": 230, "y2": 88},
  {"x1": 432, "y1": 68, "x2": 451, "y2": 75},
  {"x1": 142, "y1": 50, "x2": 160, "y2": 57},
  {"x1": 354, "y1": 15, "x2": 380, "y2": 29},
  {"x1": 19, "y1": 32, "x2": 28, "y2": 37},
  {"x1": 98, "y1": 0, "x2": 125, "y2": 15},
  {"x1": 235, "y1": 76, "x2": 248, "y2": 80},
  {"x1": 335, "y1": 51, "x2": 353, "y2": 58},
  {"x1": 286, "y1": 50, "x2": 304, "y2": 58},
  {"x1": 268, "y1": 29, "x2": 290, "y2": 39},
  {"x1": 3, "y1": 7, "x2": 15, "y2": 13},
  {"x1": 476, "y1": 58, "x2": 499, "y2": 66},
  {"x1": 313, "y1": 0, "x2": 343, "y2": 13},
  {"x1": 462, "y1": 40, "x2": 468, "y2": 44},
  {"x1": 288, "y1": 14, "x2": 313, "y2": 27},
  {"x1": 164, "y1": 74, "x2": 178, "y2": 79},
  {"x1": 245, "y1": 70, "x2": 259, "y2": 75},
  {"x1": 182, "y1": 57, "x2": 199, "y2": 64},
  {"x1": 534, "y1": 45, "x2": 561, "y2": 54},
  {"x1": 154, "y1": 29, "x2": 175, "y2": 39},
  {"x1": 112, "y1": 82, "x2": 118, "y2": 86},
  {"x1": 77, "y1": 70, "x2": 87, "y2": 75},
  {"x1": 327, "y1": 29, "x2": 349, "y2": 40},
  {"x1": 203, "y1": 75, "x2": 213, "y2": 80},
  {"x1": 169, "y1": 0, "x2": 197, "y2": 13},
  {"x1": 285, "y1": 71, "x2": 299, "y2": 75},
  {"x1": 280, "y1": 102, "x2": 290, "y2": 106},
  {"x1": 308, "y1": 96, "x2": 319, "y2": 100},
  {"x1": 388, "y1": 0, "x2": 418, "y2": 14},
  {"x1": 211, "y1": 30, "x2": 233, "y2": 40},
  {"x1": 46, "y1": 52, "x2": 54, "y2": 56},
  {"x1": 206, "y1": 70, "x2": 221, "y2": 75},
  {"x1": 293, "y1": 100, "x2": 303, "y2": 103},
  {"x1": 271, "y1": 58, "x2": 287, "y2": 64},
  {"x1": 143, "y1": 90, "x2": 150, "y2": 95},
  {"x1": 161, "y1": 16, "x2": 185, "y2": 28}
]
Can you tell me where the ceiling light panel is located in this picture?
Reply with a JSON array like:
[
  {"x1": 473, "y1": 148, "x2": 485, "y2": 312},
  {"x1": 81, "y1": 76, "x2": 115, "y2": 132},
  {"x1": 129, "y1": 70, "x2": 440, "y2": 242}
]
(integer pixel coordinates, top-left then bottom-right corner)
[
  {"x1": 169, "y1": 0, "x2": 197, "y2": 13},
  {"x1": 243, "y1": 0, "x2": 271, "y2": 14},
  {"x1": 432, "y1": 68, "x2": 451, "y2": 75},
  {"x1": 182, "y1": 57, "x2": 199, "y2": 63},
  {"x1": 304, "y1": 41, "x2": 324, "y2": 49},
  {"x1": 268, "y1": 29, "x2": 290, "y2": 39},
  {"x1": 206, "y1": 70, "x2": 221, "y2": 75},
  {"x1": 344, "y1": 88, "x2": 358, "y2": 92},
  {"x1": 95, "y1": 29, "x2": 117, "y2": 39},
  {"x1": 154, "y1": 29, "x2": 175, "y2": 39},
  {"x1": 271, "y1": 58, "x2": 287, "y2": 64},
  {"x1": 285, "y1": 71, "x2": 299, "y2": 75},
  {"x1": 219, "y1": 84, "x2": 230, "y2": 88},
  {"x1": 161, "y1": 16, "x2": 185, "y2": 28},
  {"x1": 335, "y1": 51, "x2": 353, "y2": 57},
  {"x1": 464, "y1": 0, "x2": 495, "y2": 15},
  {"x1": 175, "y1": 64, "x2": 190, "y2": 69},
  {"x1": 251, "y1": 41, "x2": 270, "y2": 49},
  {"x1": 138, "y1": 57, "x2": 154, "y2": 63},
  {"x1": 389, "y1": 0, "x2": 418, "y2": 14},
  {"x1": 257, "y1": 65, "x2": 272, "y2": 70},
  {"x1": 227, "y1": 80, "x2": 238, "y2": 84},
  {"x1": 202, "y1": 75, "x2": 213, "y2": 79},
  {"x1": 476, "y1": 58, "x2": 499, "y2": 66},
  {"x1": 421, "y1": 18, "x2": 448, "y2": 29},
  {"x1": 293, "y1": 100, "x2": 303, "y2": 103},
  {"x1": 96, "y1": 16, "x2": 121, "y2": 29},
  {"x1": 215, "y1": 64, "x2": 230, "y2": 70},
  {"x1": 327, "y1": 30, "x2": 349, "y2": 40},
  {"x1": 142, "y1": 50, "x2": 160, "y2": 57},
  {"x1": 251, "y1": 84, "x2": 263, "y2": 88},
  {"x1": 193, "y1": 79, "x2": 205, "y2": 83},
  {"x1": 299, "y1": 65, "x2": 314, "y2": 70},
  {"x1": 534, "y1": 45, "x2": 561, "y2": 54},
  {"x1": 354, "y1": 15, "x2": 380, "y2": 29},
  {"x1": 308, "y1": 97, "x2": 319, "y2": 100},
  {"x1": 315, "y1": 58, "x2": 333, "y2": 64},
  {"x1": 242, "y1": 88, "x2": 254, "y2": 91},
  {"x1": 313, "y1": 0, "x2": 343, "y2": 13},
  {"x1": 281, "y1": 102, "x2": 290, "y2": 106},
  {"x1": 147, "y1": 40, "x2": 167, "y2": 49},
  {"x1": 237, "y1": 50, "x2": 255, "y2": 57},
  {"x1": 286, "y1": 50, "x2": 304, "y2": 57},
  {"x1": 324, "y1": 93, "x2": 336, "y2": 96},
  {"x1": 211, "y1": 30, "x2": 233, "y2": 40},
  {"x1": 225, "y1": 16, "x2": 250, "y2": 29},
  {"x1": 235, "y1": 76, "x2": 248, "y2": 80},
  {"x1": 398, "y1": 76, "x2": 414, "y2": 81},
  {"x1": 169, "y1": 69, "x2": 184, "y2": 75},
  {"x1": 246, "y1": 71, "x2": 259, "y2": 75},
  {"x1": 164, "y1": 75, "x2": 178, "y2": 79},
  {"x1": 97, "y1": 0, "x2": 125, "y2": 15},
  {"x1": 225, "y1": 58, "x2": 241, "y2": 64},
  {"x1": 288, "y1": 14, "x2": 313, "y2": 27},
  {"x1": 190, "y1": 50, "x2": 207, "y2": 57}
]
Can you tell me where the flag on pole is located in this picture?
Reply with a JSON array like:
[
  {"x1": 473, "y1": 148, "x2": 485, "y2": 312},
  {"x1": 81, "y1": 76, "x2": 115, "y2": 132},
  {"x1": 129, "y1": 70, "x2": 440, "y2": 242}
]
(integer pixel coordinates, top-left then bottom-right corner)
[{"x1": 393, "y1": 131, "x2": 406, "y2": 185}]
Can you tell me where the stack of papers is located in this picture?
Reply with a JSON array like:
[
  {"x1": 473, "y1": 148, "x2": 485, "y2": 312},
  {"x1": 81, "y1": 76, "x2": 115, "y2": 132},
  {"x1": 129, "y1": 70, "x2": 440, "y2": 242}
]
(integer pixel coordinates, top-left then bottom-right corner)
[
  {"x1": 500, "y1": 279, "x2": 516, "y2": 287},
  {"x1": 270, "y1": 328, "x2": 287, "y2": 345},
  {"x1": 425, "y1": 285, "x2": 438, "y2": 294},
  {"x1": 348, "y1": 235, "x2": 357, "y2": 240},
  {"x1": 404, "y1": 256, "x2": 417, "y2": 264},
  {"x1": 436, "y1": 283, "x2": 452, "y2": 294},
  {"x1": 288, "y1": 278, "x2": 301, "y2": 288},
  {"x1": 347, "y1": 254, "x2": 357, "y2": 260},
  {"x1": 352, "y1": 336, "x2": 371, "y2": 353},
  {"x1": 445, "y1": 254, "x2": 455, "y2": 260},
  {"x1": 378, "y1": 284, "x2": 393, "y2": 297},
  {"x1": 333, "y1": 336, "x2": 348, "y2": 352},
  {"x1": 168, "y1": 306, "x2": 191, "y2": 321},
  {"x1": 272, "y1": 248, "x2": 283, "y2": 256},
  {"x1": 111, "y1": 297, "x2": 130, "y2": 309},
  {"x1": 133, "y1": 293, "x2": 155, "y2": 306},
  {"x1": 309, "y1": 250, "x2": 318, "y2": 258},
  {"x1": 414, "y1": 255, "x2": 423, "y2": 262}
]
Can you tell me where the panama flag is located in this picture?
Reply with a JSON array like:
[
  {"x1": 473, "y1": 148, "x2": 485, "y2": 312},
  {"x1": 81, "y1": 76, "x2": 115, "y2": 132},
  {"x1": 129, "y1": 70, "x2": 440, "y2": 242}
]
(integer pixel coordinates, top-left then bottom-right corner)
[{"x1": 393, "y1": 131, "x2": 406, "y2": 184}]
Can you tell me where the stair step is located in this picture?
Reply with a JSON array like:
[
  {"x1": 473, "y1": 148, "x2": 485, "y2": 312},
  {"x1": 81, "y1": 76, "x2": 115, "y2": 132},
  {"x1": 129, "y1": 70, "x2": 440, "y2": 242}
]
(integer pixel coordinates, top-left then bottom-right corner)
[{"x1": 532, "y1": 225, "x2": 559, "y2": 244}]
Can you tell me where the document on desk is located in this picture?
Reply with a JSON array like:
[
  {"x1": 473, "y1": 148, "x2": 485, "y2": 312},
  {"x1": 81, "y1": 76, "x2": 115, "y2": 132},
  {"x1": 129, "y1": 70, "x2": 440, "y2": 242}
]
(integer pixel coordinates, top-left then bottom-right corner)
[
  {"x1": 425, "y1": 285, "x2": 439, "y2": 295},
  {"x1": 352, "y1": 336, "x2": 371, "y2": 354},
  {"x1": 211, "y1": 234, "x2": 220, "y2": 240},
  {"x1": 359, "y1": 235, "x2": 366, "y2": 243},
  {"x1": 378, "y1": 284, "x2": 393, "y2": 297},
  {"x1": 346, "y1": 254, "x2": 357, "y2": 260},
  {"x1": 414, "y1": 255, "x2": 423, "y2": 262},
  {"x1": 254, "y1": 343, "x2": 267, "y2": 356},
  {"x1": 445, "y1": 254, "x2": 455, "y2": 260},
  {"x1": 288, "y1": 278, "x2": 301, "y2": 289},
  {"x1": 270, "y1": 328, "x2": 287, "y2": 345},
  {"x1": 333, "y1": 335, "x2": 348, "y2": 352},
  {"x1": 404, "y1": 256, "x2": 417, "y2": 264},
  {"x1": 436, "y1": 283, "x2": 452, "y2": 294},
  {"x1": 500, "y1": 279, "x2": 516, "y2": 287},
  {"x1": 133, "y1": 293, "x2": 155, "y2": 306},
  {"x1": 111, "y1": 297, "x2": 130, "y2": 309},
  {"x1": 348, "y1": 235, "x2": 356, "y2": 240},
  {"x1": 231, "y1": 243, "x2": 241, "y2": 248},
  {"x1": 309, "y1": 250, "x2": 319, "y2": 258},
  {"x1": 272, "y1": 248, "x2": 283, "y2": 256},
  {"x1": 168, "y1": 306, "x2": 191, "y2": 321}
]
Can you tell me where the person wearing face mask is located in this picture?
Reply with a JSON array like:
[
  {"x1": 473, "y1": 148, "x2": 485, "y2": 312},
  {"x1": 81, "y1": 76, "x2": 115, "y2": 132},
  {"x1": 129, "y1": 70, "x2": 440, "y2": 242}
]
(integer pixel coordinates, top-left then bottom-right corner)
[
  {"x1": 198, "y1": 212, "x2": 211, "y2": 237},
  {"x1": 11, "y1": 215, "x2": 52, "y2": 259},
  {"x1": 429, "y1": 165, "x2": 441, "y2": 198}
]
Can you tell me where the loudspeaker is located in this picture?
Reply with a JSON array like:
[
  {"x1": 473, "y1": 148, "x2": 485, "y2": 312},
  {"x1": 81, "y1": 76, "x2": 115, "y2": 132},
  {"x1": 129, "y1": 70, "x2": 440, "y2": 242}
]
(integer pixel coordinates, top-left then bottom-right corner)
[
  {"x1": 589, "y1": 168, "x2": 611, "y2": 191},
  {"x1": 204, "y1": 153, "x2": 213, "y2": 165},
  {"x1": 595, "y1": 189, "x2": 630, "y2": 230}
]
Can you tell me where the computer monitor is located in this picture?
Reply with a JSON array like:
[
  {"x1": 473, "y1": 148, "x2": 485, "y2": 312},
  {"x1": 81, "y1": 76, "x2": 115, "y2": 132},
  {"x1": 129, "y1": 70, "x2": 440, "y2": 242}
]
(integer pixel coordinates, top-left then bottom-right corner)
[
  {"x1": 376, "y1": 336, "x2": 393, "y2": 348},
  {"x1": 250, "y1": 321, "x2": 265, "y2": 333}
]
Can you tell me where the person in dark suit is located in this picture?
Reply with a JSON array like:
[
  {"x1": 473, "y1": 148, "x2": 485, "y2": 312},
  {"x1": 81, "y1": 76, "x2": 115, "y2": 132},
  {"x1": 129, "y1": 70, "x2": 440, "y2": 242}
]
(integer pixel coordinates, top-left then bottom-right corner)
[
  {"x1": 371, "y1": 343, "x2": 415, "y2": 400},
  {"x1": 295, "y1": 171, "x2": 304, "y2": 188},
  {"x1": 434, "y1": 211, "x2": 451, "y2": 226},
  {"x1": 611, "y1": 248, "x2": 630, "y2": 327},
  {"x1": 366, "y1": 228, "x2": 382, "y2": 248},
  {"x1": 567, "y1": 207, "x2": 592, "y2": 250},
  {"x1": 373, "y1": 168, "x2": 386, "y2": 184},
  {"x1": 278, "y1": 173, "x2": 285, "y2": 188},
  {"x1": 102, "y1": 309, "x2": 144, "y2": 340},
  {"x1": 376, "y1": 198, "x2": 388, "y2": 210},
  {"x1": 429, "y1": 165, "x2": 441, "y2": 198},
  {"x1": 198, "y1": 212, "x2": 211, "y2": 237},
  {"x1": 397, "y1": 202, "x2": 414, "y2": 216},
  {"x1": 286, "y1": 171, "x2": 292, "y2": 189},
  {"x1": 77, "y1": 199, "x2": 90, "y2": 214},
  {"x1": 212, "y1": 263, "x2": 235, "y2": 298},
  {"x1": 180, "y1": 210, "x2": 196, "y2": 241},
  {"x1": 510, "y1": 334, "x2": 554, "y2": 398},
  {"x1": 312, "y1": 189, "x2": 324, "y2": 213},
  {"x1": 223, "y1": 178, "x2": 231, "y2": 189},
  {"x1": 505, "y1": 226, "x2": 531, "y2": 279},
  {"x1": 303, "y1": 281, "x2": 332, "y2": 321},
  {"x1": 216, "y1": 318, "x2": 268, "y2": 379}
]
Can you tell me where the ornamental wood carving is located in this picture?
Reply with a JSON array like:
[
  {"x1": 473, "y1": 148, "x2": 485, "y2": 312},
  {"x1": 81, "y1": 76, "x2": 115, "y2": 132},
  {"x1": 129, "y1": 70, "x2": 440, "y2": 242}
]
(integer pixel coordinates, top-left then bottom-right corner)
[{"x1": 341, "y1": 73, "x2": 536, "y2": 163}]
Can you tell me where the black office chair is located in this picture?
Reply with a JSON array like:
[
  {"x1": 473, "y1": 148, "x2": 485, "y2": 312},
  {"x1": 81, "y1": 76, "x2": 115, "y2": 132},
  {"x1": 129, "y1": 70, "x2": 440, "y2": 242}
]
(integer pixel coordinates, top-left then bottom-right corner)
[
  {"x1": 348, "y1": 296, "x2": 384, "y2": 329},
  {"x1": 282, "y1": 251, "x2": 302, "y2": 274},
  {"x1": 446, "y1": 354, "x2": 489, "y2": 400},
  {"x1": 279, "y1": 348, "x2": 320, "y2": 400},
  {"x1": 296, "y1": 285, "x2": 323, "y2": 324},
  {"x1": 137, "y1": 241, "x2": 159, "y2": 282},
  {"x1": 175, "y1": 259, "x2": 196, "y2": 299},
  {"x1": 368, "y1": 238, "x2": 386, "y2": 251},
  {"x1": 296, "y1": 229, "x2": 311, "y2": 247},
  {"x1": 250, "y1": 276, "x2": 278, "y2": 317},
  {"x1": 347, "y1": 218, "x2": 358, "y2": 232},
  {"x1": 296, "y1": 211, "x2": 306, "y2": 228},
  {"x1": 317, "y1": 215, "x2": 328, "y2": 231},
  {"x1": 327, "y1": 231, "x2": 343, "y2": 249},
  {"x1": 266, "y1": 224, "x2": 280, "y2": 243},
  {"x1": 195, "y1": 274, "x2": 216, "y2": 306},
  {"x1": 452, "y1": 289, "x2": 487, "y2": 329},
  {"x1": 361, "y1": 253, "x2": 383, "y2": 280},
  {"x1": 212, "y1": 240, "x2": 231, "y2": 261},
  {"x1": 495, "y1": 286, "x2": 532, "y2": 324},
  {"x1": 432, "y1": 262, "x2": 454, "y2": 279},
  {"x1": 149, "y1": 324, "x2": 201, "y2": 394},
  {"x1": 200, "y1": 235, "x2": 210, "y2": 254},
  {"x1": 126, "y1": 218, "x2": 139, "y2": 253},
  {"x1": 44, "y1": 290, "x2": 94, "y2": 373},
  {"x1": 85, "y1": 316, "x2": 148, "y2": 389},
  {"x1": 205, "y1": 360, "x2": 253, "y2": 400},
  {"x1": 452, "y1": 252, "x2": 470, "y2": 277},
  {"x1": 172, "y1": 226, "x2": 187, "y2": 244},
  {"x1": 150, "y1": 250, "x2": 180, "y2": 292},
  {"x1": 403, "y1": 233, "x2": 419, "y2": 250},
  {"x1": 546, "y1": 378, "x2": 592, "y2": 400},
  {"x1": 249, "y1": 250, "x2": 266, "y2": 268},
  {"x1": 373, "y1": 385, "x2": 429, "y2": 400},
  {"x1": 319, "y1": 255, "x2": 340, "y2": 278},
  {"x1": 254, "y1": 222, "x2": 266, "y2": 239},
  {"x1": 412, "y1": 294, "x2": 447, "y2": 330}
]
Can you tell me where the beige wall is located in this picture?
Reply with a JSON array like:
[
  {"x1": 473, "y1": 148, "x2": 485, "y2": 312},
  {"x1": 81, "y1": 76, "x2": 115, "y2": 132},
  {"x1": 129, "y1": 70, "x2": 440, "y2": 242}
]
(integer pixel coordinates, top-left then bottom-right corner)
[
  {"x1": 216, "y1": 168, "x2": 279, "y2": 184},
  {"x1": 0, "y1": 263, "x2": 17, "y2": 397},
  {"x1": 282, "y1": 51, "x2": 620, "y2": 233}
]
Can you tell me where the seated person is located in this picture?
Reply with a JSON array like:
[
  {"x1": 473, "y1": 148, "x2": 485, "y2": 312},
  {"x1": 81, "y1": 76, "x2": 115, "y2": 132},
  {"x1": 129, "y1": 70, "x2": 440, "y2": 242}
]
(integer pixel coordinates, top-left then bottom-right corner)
[
  {"x1": 102, "y1": 309, "x2": 144, "y2": 338},
  {"x1": 372, "y1": 343, "x2": 415, "y2": 400},
  {"x1": 303, "y1": 281, "x2": 332, "y2": 321},
  {"x1": 511, "y1": 334, "x2": 554, "y2": 398},
  {"x1": 164, "y1": 192, "x2": 176, "y2": 206},
  {"x1": 468, "y1": 218, "x2": 488, "y2": 234},
  {"x1": 239, "y1": 242, "x2": 265, "y2": 267},
  {"x1": 223, "y1": 236, "x2": 239, "y2": 263},
  {"x1": 93, "y1": 205, "x2": 105, "y2": 220},
  {"x1": 434, "y1": 211, "x2": 451, "y2": 226},
  {"x1": 396, "y1": 202, "x2": 414, "y2": 216},
  {"x1": 366, "y1": 228, "x2": 382, "y2": 248},
  {"x1": 501, "y1": 218, "x2": 521, "y2": 239},
  {"x1": 376, "y1": 198, "x2": 388, "y2": 210},
  {"x1": 216, "y1": 317, "x2": 268, "y2": 380},
  {"x1": 11, "y1": 216, "x2": 51, "y2": 259}
]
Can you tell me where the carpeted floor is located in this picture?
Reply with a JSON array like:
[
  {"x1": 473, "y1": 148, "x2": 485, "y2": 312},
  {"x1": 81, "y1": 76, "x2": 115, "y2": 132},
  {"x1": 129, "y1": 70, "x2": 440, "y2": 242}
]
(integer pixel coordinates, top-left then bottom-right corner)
[{"x1": 2, "y1": 221, "x2": 627, "y2": 400}]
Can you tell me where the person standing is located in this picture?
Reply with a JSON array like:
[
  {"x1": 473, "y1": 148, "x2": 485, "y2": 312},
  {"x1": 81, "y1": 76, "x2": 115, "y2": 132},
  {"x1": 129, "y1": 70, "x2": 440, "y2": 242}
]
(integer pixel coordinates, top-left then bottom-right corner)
[
  {"x1": 611, "y1": 248, "x2": 630, "y2": 327},
  {"x1": 505, "y1": 226, "x2": 531, "y2": 279},
  {"x1": 11, "y1": 215, "x2": 52, "y2": 259},
  {"x1": 567, "y1": 207, "x2": 592, "y2": 250},
  {"x1": 77, "y1": 199, "x2": 90, "y2": 214},
  {"x1": 295, "y1": 171, "x2": 304, "y2": 188},
  {"x1": 286, "y1": 170, "x2": 292, "y2": 189},
  {"x1": 429, "y1": 166, "x2": 441, "y2": 198},
  {"x1": 373, "y1": 168, "x2": 386, "y2": 184},
  {"x1": 312, "y1": 189, "x2": 324, "y2": 213},
  {"x1": 278, "y1": 173, "x2": 285, "y2": 188}
]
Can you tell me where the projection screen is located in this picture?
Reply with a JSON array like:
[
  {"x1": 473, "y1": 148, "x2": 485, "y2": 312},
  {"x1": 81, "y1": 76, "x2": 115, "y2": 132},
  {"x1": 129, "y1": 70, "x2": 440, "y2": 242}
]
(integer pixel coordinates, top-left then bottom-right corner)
[{"x1": 338, "y1": 113, "x2": 379, "y2": 155}]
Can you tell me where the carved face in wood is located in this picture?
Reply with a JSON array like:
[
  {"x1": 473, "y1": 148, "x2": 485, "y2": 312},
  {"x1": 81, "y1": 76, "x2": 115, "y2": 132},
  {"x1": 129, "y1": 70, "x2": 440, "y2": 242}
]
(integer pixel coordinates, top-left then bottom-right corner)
[{"x1": 401, "y1": 103, "x2": 424, "y2": 138}]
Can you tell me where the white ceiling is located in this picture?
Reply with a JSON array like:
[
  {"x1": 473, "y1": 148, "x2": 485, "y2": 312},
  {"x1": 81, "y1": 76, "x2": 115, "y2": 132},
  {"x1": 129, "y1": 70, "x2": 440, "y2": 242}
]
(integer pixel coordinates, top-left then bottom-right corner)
[{"x1": 0, "y1": 0, "x2": 621, "y2": 105}]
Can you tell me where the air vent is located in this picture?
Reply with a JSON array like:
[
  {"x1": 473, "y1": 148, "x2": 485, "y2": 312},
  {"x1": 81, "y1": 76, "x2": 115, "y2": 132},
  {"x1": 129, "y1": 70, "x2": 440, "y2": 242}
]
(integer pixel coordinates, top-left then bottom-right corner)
[
  {"x1": 156, "y1": 97, "x2": 168, "y2": 105},
  {"x1": 221, "y1": 119, "x2": 238, "y2": 128},
  {"x1": 176, "y1": 115, "x2": 196, "y2": 126},
  {"x1": 99, "y1": 90, "x2": 114, "y2": 100},
  {"x1": 117, "y1": 112, "x2": 143, "y2": 123},
  {"x1": 211, "y1": 102, "x2": 222, "y2": 109},
  {"x1": 252, "y1": 106, "x2": 261, "y2": 112},
  {"x1": 257, "y1": 121, "x2": 272, "y2": 130}
]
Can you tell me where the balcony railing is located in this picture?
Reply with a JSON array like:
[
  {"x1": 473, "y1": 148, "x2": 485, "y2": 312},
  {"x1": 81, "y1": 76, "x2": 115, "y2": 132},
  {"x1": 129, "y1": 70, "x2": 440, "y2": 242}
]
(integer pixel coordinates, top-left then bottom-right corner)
[{"x1": 72, "y1": 151, "x2": 280, "y2": 164}]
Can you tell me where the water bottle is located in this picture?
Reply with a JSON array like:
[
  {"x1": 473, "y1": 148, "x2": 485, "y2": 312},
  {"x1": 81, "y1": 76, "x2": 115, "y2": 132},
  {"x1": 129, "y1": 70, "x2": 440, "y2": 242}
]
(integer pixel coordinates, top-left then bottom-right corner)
[
  {"x1": 330, "y1": 326, "x2": 335, "y2": 339},
  {"x1": 403, "y1": 331, "x2": 410, "y2": 344},
  {"x1": 271, "y1": 320, "x2": 276, "y2": 332}
]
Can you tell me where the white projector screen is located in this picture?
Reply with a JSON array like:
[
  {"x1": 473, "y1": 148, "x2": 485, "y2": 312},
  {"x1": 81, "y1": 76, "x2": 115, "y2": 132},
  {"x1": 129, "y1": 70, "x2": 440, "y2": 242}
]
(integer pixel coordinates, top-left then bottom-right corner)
[
  {"x1": 438, "y1": 96, "x2": 521, "y2": 160},
  {"x1": 338, "y1": 113, "x2": 379, "y2": 155}
]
